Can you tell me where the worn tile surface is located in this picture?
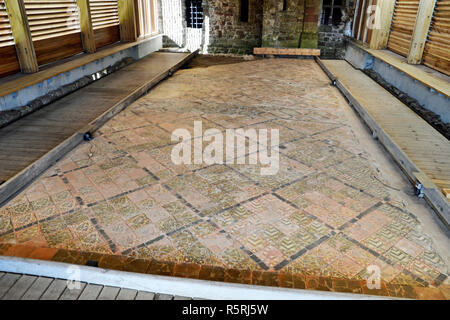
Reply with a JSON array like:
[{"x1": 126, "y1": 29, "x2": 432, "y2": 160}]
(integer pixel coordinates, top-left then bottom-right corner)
[{"x1": 0, "y1": 57, "x2": 448, "y2": 293}]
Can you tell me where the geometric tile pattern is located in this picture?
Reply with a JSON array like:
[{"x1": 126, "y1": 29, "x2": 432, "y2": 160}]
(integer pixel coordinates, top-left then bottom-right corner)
[{"x1": 0, "y1": 57, "x2": 448, "y2": 291}]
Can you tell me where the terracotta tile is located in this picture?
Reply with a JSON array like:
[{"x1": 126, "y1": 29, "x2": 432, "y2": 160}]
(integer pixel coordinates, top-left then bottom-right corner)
[
  {"x1": 123, "y1": 257, "x2": 152, "y2": 274},
  {"x1": 51, "y1": 249, "x2": 86, "y2": 265},
  {"x1": 28, "y1": 247, "x2": 58, "y2": 261},
  {"x1": 361, "y1": 281, "x2": 389, "y2": 297},
  {"x1": 292, "y1": 274, "x2": 306, "y2": 289},
  {"x1": 173, "y1": 262, "x2": 201, "y2": 279},
  {"x1": 147, "y1": 260, "x2": 175, "y2": 276},
  {"x1": 5, "y1": 244, "x2": 36, "y2": 258},
  {"x1": 278, "y1": 272, "x2": 294, "y2": 288},
  {"x1": 413, "y1": 287, "x2": 446, "y2": 300},
  {"x1": 252, "y1": 271, "x2": 279, "y2": 287},
  {"x1": 0, "y1": 243, "x2": 12, "y2": 255},
  {"x1": 224, "y1": 269, "x2": 252, "y2": 285},
  {"x1": 305, "y1": 275, "x2": 332, "y2": 292},
  {"x1": 385, "y1": 284, "x2": 417, "y2": 299},
  {"x1": 199, "y1": 265, "x2": 225, "y2": 282},
  {"x1": 98, "y1": 254, "x2": 127, "y2": 271}
]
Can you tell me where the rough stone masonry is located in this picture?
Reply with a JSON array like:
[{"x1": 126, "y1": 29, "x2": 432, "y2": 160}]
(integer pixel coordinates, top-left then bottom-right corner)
[{"x1": 159, "y1": 0, "x2": 348, "y2": 56}]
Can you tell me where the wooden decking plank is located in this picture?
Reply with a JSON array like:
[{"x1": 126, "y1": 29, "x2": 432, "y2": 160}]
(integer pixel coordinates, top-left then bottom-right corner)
[
  {"x1": 97, "y1": 286, "x2": 120, "y2": 300},
  {"x1": 40, "y1": 279, "x2": 68, "y2": 300},
  {"x1": 135, "y1": 291, "x2": 156, "y2": 300},
  {"x1": 1, "y1": 275, "x2": 37, "y2": 300},
  {"x1": 115, "y1": 288, "x2": 137, "y2": 300},
  {"x1": 174, "y1": 295, "x2": 192, "y2": 300},
  {"x1": 59, "y1": 282, "x2": 86, "y2": 300},
  {"x1": 21, "y1": 277, "x2": 53, "y2": 300},
  {"x1": 321, "y1": 59, "x2": 450, "y2": 198},
  {"x1": 78, "y1": 284, "x2": 102, "y2": 300},
  {"x1": 0, "y1": 273, "x2": 21, "y2": 298},
  {"x1": 155, "y1": 293, "x2": 173, "y2": 300}
]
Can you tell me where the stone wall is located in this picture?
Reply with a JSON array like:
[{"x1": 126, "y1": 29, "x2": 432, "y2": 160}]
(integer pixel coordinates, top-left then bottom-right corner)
[
  {"x1": 262, "y1": 0, "x2": 320, "y2": 48},
  {"x1": 159, "y1": 0, "x2": 262, "y2": 54},
  {"x1": 158, "y1": 0, "x2": 326, "y2": 54},
  {"x1": 318, "y1": 25, "x2": 345, "y2": 59},
  {"x1": 206, "y1": 0, "x2": 263, "y2": 54}
]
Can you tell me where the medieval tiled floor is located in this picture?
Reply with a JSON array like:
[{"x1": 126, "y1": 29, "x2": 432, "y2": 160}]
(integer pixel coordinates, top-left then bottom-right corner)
[{"x1": 0, "y1": 56, "x2": 449, "y2": 290}]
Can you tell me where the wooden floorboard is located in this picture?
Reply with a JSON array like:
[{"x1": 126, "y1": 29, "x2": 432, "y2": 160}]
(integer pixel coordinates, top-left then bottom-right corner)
[
  {"x1": 40, "y1": 279, "x2": 67, "y2": 300},
  {"x1": 97, "y1": 286, "x2": 120, "y2": 300},
  {"x1": 0, "y1": 272, "x2": 194, "y2": 300},
  {"x1": 0, "y1": 52, "x2": 191, "y2": 184},
  {"x1": 116, "y1": 288, "x2": 138, "y2": 300},
  {"x1": 1, "y1": 275, "x2": 36, "y2": 300},
  {"x1": 21, "y1": 277, "x2": 53, "y2": 300},
  {"x1": 321, "y1": 60, "x2": 450, "y2": 198}
]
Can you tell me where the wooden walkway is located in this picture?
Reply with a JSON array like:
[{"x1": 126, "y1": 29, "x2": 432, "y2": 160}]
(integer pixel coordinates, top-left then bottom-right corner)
[
  {"x1": 0, "y1": 272, "x2": 194, "y2": 300},
  {"x1": 0, "y1": 52, "x2": 194, "y2": 205},
  {"x1": 318, "y1": 59, "x2": 450, "y2": 225}
]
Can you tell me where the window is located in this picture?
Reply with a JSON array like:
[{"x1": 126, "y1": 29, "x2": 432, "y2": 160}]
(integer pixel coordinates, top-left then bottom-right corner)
[
  {"x1": 186, "y1": 0, "x2": 203, "y2": 29},
  {"x1": 321, "y1": 0, "x2": 343, "y2": 26},
  {"x1": 283, "y1": 0, "x2": 287, "y2": 11},
  {"x1": 240, "y1": 0, "x2": 249, "y2": 22}
]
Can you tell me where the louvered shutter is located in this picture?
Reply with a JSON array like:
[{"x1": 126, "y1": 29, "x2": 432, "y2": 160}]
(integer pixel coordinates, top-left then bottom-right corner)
[
  {"x1": 89, "y1": 0, "x2": 120, "y2": 48},
  {"x1": 388, "y1": 0, "x2": 421, "y2": 57},
  {"x1": 0, "y1": 0, "x2": 19, "y2": 77},
  {"x1": 135, "y1": 0, "x2": 157, "y2": 38},
  {"x1": 0, "y1": 0, "x2": 14, "y2": 47},
  {"x1": 24, "y1": 0, "x2": 83, "y2": 66},
  {"x1": 422, "y1": 0, "x2": 450, "y2": 75}
]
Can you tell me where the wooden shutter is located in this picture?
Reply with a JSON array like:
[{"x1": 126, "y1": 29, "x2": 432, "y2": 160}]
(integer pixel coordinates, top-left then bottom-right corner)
[
  {"x1": 0, "y1": 0, "x2": 20, "y2": 77},
  {"x1": 24, "y1": 0, "x2": 83, "y2": 66},
  {"x1": 135, "y1": 0, "x2": 157, "y2": 38},
  {"x1": 422, "y1": 0, "x2": 450, "y2": 75},
  {"x1": 89, "y1": 0, "x2": 120, "y2": 48},
  {"x1": 388, "y1": 0, "x2": 421, "y2": 57},
  {"x1": 354, "y1": 0, "x2": 373, "y2": 44}
]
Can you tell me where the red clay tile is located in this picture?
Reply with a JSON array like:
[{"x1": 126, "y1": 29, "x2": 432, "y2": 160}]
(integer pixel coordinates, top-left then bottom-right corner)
[
  {"x1": 98, "y1": 254, "x2": 127, "y2": 271},
  {"x1": 413, "y1": 287, "x2": 447, "y2": 300},
  {"x1": 5, "y1": 244, "x2": 35, "y2": 258},
  {"x1": 123, "y1": 257, "x2": 152, "y2": 274},
  {"x1": 173, "y1": 262, "x2": 201, "y2": 279},
  {"x1": 224, "y1": 269, "x2": 252, "y2": 284},
  {"x1": 147, "y1": 260, "x2": 175, "y2": 276},
  {"x1": 0, "y1": 243, "x2": 12, "y2": 255},
  {"x1": 361, "y1": 281, "x2": 389, "y2": 297},
  {"x1": 278, "y1": 272, "x2": 294, "y2": 288},
  {"x1": 252, "y1": 271, "x2": 279, "y2": 287},
  {"x1": 51, "y1": 249, "x2": 85, "y2": 265},
  {"x1": 28, "y1": 247, "x2": 58, "y2": 261},
  {"x1": 199, "y1": 265, "x2": 225, "y2": 282},
  {"x1": 305, "y1": 275, "x2": 331, "y2": 291}
]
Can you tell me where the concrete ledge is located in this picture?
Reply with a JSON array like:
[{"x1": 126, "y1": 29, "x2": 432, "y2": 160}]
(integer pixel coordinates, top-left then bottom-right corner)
[
  {"x1": 0, "y1": 51, "x2": 198, "y2": 207},
  {"x1": 0, "y1": 256, "x2": 390, "y2": 300},
  {"x1": 315, "y1": 57, "x2": 450, "y2": 230}
]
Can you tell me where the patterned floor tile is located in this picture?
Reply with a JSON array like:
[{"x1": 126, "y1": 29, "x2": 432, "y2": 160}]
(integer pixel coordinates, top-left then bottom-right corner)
[{"x1": 0, "y1": 57, "x2": 447, "y2": 292}]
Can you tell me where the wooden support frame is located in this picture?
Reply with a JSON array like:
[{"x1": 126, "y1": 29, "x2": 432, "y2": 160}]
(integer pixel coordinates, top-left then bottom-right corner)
[
  {"x1": 369, "y1": 0, "x2": 396, "y2": 49},
  {"x1": 407, "y1": 0, "x2": 437, "y2": 64},
  {"x1": 4, "y1": 0, "x2": 38, "y2": 73},
  {"x1": 118, "y1": 0, "x2": 137, "y2": 42},
  {"x1": 76, "y1": 0, "x2": 96, "y2": 53}
]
